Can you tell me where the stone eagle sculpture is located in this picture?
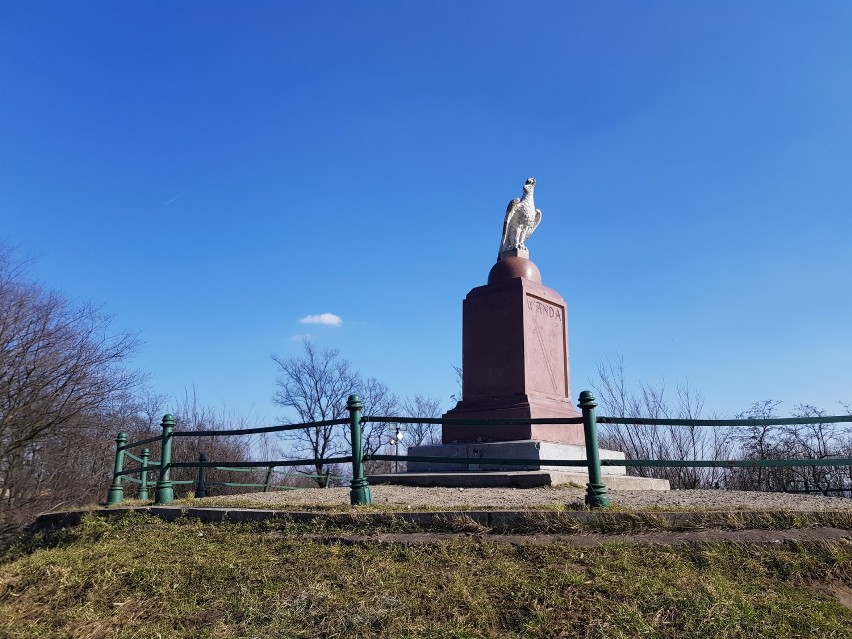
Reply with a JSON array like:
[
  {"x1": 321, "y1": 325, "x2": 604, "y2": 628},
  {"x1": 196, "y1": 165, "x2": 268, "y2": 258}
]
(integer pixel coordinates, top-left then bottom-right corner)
[{"x1": 498, "y1": 177, "x2": 541, "y2": 260}]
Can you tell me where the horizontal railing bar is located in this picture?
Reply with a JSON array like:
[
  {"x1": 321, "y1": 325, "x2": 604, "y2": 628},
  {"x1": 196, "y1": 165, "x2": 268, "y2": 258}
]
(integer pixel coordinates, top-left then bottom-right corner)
[
  {"x1": 119, "y1": 459, "x2": 353, "y2": 476},
  {"x1": 172, "y1": 418, "x2": 349, "y2": 438},
  {"x1": 121, "y1": 435, "x2": 161, "y2": 450},
  {"x1": 118, "y1": 414, "x2": 852, "y2": 454},
  {"x1": 122, "y1": 476, "x2": 143, "y2": 484},
  {"x1": 605, "y1": 458, "x2": 852, "y2": 468},
  {"x1": 367, "y1": 455, "x2": 852, "y2": 469},
  {"x1": 121, "y1": 456, "x2": 852, "y2": 476},
  {"x1": 209, "y1": 466, "x2": 349, "y2": 479},
  {"x1": 127, "y1": 458, "x2": 852, "y2": 472},
  {"x1": 598, "y1": 415, "x2": 852, "y2": 427},
  {"x1": 117, "y1": 464, "x2": 159, "y2": 477},
  {"x1": 200, "y1": 482, "x2": 341, "y2": 489},
  {"x1": 123, "y1": 451, "x2": 144, "y2": 463},
  {"x1": 202, "y1": 482, "x2": 306, "y2": 491},
  {"x1": 172, "y1": 480, "x2": 196, "y2": 485},
  {"x1": 168, "y1": 456, "x2": 353, "y2": 469},
  {"x1": 366, "y1": 454, "x2": 588, "y2": 467},
  {"x1": 364, "y1": 415, "x2": 584, "y2": 425},
  {"x1": 204, "y1": 482, "x2": 267, "y2": 488}
]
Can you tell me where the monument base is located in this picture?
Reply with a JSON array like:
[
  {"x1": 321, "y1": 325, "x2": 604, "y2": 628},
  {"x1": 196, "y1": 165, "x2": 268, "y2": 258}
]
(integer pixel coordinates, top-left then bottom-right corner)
[
  {"x1": 443, "y1": 256, "x2": 584, "y2": 445},
  {"x1": 407, "y1": 440, "x2": 626, "y2": 474},
  {"x1": 387, "y1": 440, "x2": 670, "y2": 490},
  {"x1": 367, "y1": 471, "x2": 670, "y2": 490},
  {"x1": 442, "y1": 395, "x2": 584, "y2": 445}
]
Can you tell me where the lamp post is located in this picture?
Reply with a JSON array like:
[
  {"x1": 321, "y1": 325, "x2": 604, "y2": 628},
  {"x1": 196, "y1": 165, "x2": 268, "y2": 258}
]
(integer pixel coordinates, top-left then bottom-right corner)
[{"x1": 393, "y1": 425, "x2": 404, "y2": 473}]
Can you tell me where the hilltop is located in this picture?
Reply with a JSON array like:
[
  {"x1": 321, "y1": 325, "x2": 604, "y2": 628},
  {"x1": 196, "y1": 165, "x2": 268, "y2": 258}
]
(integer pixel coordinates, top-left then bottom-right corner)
[{"x1": 2, "y1": 486, "x2": 851, "y2": 638}]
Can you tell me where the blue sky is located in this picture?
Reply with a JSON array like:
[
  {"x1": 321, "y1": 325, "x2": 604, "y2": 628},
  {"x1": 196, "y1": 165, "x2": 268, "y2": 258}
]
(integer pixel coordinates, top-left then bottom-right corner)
[{"x1": 1, "y1": 2, "x2": 850, "y2": 423}]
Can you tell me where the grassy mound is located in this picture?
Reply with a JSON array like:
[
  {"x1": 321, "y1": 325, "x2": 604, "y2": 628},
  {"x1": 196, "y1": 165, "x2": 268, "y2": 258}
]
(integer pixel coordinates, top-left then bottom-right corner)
[{"x1": 1, "y1": 513, "x2": 851, "y2": 638}]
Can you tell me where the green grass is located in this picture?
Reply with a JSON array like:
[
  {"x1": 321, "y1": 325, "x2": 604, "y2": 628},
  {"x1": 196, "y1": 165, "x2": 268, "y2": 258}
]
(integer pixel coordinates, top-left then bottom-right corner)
[{"x1": 1, "y1": 513, "x2": 851, "y2": 638}]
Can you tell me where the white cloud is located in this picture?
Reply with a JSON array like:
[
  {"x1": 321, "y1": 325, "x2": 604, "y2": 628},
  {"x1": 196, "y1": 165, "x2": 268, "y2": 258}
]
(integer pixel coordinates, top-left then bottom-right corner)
[{"x1": 299, "y1": 313, "x2": 343, "y2": 327}]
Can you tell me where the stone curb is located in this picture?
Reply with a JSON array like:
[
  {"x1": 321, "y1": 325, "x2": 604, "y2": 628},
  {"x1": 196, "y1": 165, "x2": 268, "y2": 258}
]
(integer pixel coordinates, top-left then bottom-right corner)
[{"x1": 27, "y1": 507, "x2": 852, "y2": 535}]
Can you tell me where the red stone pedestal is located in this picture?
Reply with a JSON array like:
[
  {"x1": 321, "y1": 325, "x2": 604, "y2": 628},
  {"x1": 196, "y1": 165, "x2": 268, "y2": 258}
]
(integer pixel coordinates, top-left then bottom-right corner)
[{"x1": 442, "y1": 257, "x2": 583, "y2": 445}]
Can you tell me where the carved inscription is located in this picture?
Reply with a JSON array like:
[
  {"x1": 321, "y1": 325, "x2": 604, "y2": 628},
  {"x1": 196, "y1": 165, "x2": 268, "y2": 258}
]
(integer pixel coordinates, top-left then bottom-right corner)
[
  {"x1": 526, "y1": 297, "x2": 563, "y2": 321},
  {"x1": 525, "y1": 294, "x2": 568, "y2": 397}
]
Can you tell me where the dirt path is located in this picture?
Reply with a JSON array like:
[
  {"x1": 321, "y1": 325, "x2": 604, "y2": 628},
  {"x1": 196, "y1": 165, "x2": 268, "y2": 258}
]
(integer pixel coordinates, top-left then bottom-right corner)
[
  {"x1": 207, "y1": 485, "x2": 852, "y2": 511},
  {"x1": 305, "y1": 527, "x2": 852, "y2": 547}
]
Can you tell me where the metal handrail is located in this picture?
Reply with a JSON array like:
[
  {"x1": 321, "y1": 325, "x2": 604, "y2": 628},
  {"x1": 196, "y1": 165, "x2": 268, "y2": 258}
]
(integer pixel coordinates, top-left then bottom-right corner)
[
  {"x1": 170, "y1": 418, "x2": 349, "y2": 438},
  {"x1": 107, "y1": 393, "x2": 852, "y2": 509},
  {"x1": 364, "y1": 415, "x2": 584, "y2": 425},
  {"x1": 597, "y1": 415, "x2": 852, "y2": 427}
]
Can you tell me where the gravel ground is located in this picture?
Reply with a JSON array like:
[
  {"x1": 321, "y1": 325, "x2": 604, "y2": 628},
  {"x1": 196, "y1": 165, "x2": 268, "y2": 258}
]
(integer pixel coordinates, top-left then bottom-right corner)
[{"x1": 212, "y1": 486, "x2": 852, "y2": 511}]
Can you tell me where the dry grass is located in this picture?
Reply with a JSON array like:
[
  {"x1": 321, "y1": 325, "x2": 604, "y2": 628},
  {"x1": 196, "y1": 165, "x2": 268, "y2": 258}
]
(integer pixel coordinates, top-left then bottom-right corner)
[
  {"x1": 1, "y1": 513, "x2": 851, "y2": 638},
  {"x1": 86, "y1": 504, "x2": 852, "y2": 536}
]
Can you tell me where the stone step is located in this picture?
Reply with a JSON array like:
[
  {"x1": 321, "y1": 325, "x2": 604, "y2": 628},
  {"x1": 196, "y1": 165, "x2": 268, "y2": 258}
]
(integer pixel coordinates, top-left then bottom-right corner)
[{"x1": 367, "y1": 471, "x2": 670, "y2": 490}]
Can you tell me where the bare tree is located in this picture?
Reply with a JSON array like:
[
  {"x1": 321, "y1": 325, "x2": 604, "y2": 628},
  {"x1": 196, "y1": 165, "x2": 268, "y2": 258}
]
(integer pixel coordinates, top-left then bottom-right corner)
[
  {"x1": 592, "y1": 357, "x2": 733, "y2": 489},
  {"x1": 160, "y1": 387, "x2": 260, "y2": 496},
  {"x1": 450, "y1": 364, "x2": 463, "y2": 403},
  {"x1": 726, "y1": 400, "x2": 785, "y2": 491},
  {"x1": 593, "y1": 358, "x2": 852, "y2": 493},
  {"x1": 401, "y1": 394, "x2": 444, "y2": 447},
  {"x1": 271, "y1": 339, "x2": 399, "y2": 484},
  {"x1": 0, "y1": 247, "x2": 141, "y2": 536},
  {"x1": 784, "y1": 404, "x2": 841, "y2": 494},
  {"x1": 729, "y1": 401, "x2": 849, "y2": 494},
  {"x1": 271, "y1": 340, "x2": 358, "y2": 482},
  {"x1": 356, "y1": 376, "x2": 400, "y2": 458},
  {"x1": 838, "y1": 402, "x2": 852, "y2": 494}
]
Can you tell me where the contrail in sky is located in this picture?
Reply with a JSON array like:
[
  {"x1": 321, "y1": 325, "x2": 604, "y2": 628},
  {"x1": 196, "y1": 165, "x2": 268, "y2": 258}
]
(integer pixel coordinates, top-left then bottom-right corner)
[{"x1": 165, "y1": 192, "x2": 185, "y2": 205}]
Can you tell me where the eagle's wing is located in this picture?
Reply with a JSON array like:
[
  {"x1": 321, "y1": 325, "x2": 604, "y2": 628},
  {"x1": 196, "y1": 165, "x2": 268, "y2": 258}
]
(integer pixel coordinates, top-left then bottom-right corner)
[
  {"x1": 499, "y1": 198, "x2": 520, "y2": 259},
  {"x1": 531, "y1": 208, "x2": 542, "y2": 234}
]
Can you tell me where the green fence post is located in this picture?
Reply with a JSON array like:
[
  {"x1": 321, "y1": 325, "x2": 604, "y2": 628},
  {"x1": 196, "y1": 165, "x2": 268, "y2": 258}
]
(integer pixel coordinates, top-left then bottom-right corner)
[
  {"x1": 324, "y1": 469, "x2": 332, "y2": 488},
  {"x1": 579, "y1": 391, "x2": 610, "y2": 508},
  {"x1": 195, "y1": 453, "x2": 207, "y2": 498},
  {"x1": 263, "y1": 466, "x2": 274, "y2": 492},
  {"x1": 138, "y1": 448, "x2": 150, "y2": 500},
  {"x1": 347, "y1": 394, "x2": 372, "y2": 505},
  {"x1": 107, "y1": 432, "x2": 128, "y2": 505},
  {"x1": 155, "y1": 414, "x2": 175, "y2": 505}
]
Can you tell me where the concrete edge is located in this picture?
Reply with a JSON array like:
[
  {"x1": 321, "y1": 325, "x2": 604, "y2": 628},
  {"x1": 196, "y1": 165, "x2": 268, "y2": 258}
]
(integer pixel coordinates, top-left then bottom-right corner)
[
  {"x1": 367, "y1": 472, "x2": 670, "y2": 490},
  {"x1": 27, "y1": 507, "x2": 852, "y2": 535}
]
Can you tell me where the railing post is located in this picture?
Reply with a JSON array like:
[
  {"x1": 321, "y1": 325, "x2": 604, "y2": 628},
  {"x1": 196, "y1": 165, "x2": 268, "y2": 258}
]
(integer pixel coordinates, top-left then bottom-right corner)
[
  {"x1": 347, "y1": 394, "x2": 372, "y2": 505},
  {"x1": 107, "y1": 432, "x2": 128, "y2": 505},
  {"x1": 195, "y1": 452, "x2": 207, "y2": 498},
  {"x1": 263, "y1": 466, "x2": 274, "y2": 492},
  {"x1": 138, "y1": 448, "x2": 150, "y2": 500},
  {"x1": 579, "y1": 391, "x2": 610, "y2": 508},
  {"x1": 155, "y1": 414, "x2": 175, "y2": 505},
  {"x1": 324, "y1": 469, "x2": 332, "y2": 488}
]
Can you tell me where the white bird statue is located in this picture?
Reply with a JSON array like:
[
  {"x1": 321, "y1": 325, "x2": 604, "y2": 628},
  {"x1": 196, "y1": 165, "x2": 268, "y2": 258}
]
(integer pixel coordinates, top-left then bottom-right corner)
[{"x1": 498, "y1": 177, "x2": 541, "y2": 261}]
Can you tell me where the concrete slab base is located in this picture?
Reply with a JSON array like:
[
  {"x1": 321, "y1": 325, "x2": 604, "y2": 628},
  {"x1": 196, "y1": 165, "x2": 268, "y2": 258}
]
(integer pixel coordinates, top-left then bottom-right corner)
[
  {"x1": 367, "y1": 471, "x2": 670, "y2": 490},
  {"x1": 407, "y1": 440, "x2": 627, "y2": 475}
]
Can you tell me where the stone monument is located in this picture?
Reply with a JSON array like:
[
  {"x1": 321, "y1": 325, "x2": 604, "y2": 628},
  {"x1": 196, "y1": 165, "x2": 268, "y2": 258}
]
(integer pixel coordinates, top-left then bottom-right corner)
[
  {"x1": 442, "y1": 176, "x2": 582, "y2": 445},
  {"x1": 371, "y1": 179, "x2": 667, "y2": 489}
]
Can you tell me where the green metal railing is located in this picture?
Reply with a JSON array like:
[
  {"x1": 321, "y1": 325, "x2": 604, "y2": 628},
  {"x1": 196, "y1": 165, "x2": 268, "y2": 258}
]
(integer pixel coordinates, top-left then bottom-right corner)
[
  {"x1": 194, "y1": 462, "x2": 349, "y2": 498},
  {"x1": 108, "y1": 392, "x2": 852, "y2": 509},
  {"x1": 107, "y1": 396, "x2": 365, "y2": 506}
]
